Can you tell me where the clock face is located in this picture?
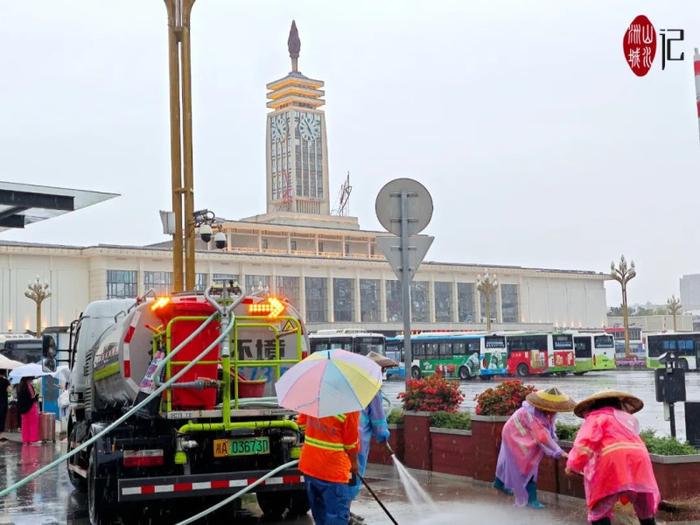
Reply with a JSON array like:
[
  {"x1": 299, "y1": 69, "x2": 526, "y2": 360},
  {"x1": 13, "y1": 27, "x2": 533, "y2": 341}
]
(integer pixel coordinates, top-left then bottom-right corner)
[
  {"x1": 299, "y1": 112, "x2": 321, "y2": 141},
  {"x1": 271, "y1": 114, "x2": 287, "y2": 141}
]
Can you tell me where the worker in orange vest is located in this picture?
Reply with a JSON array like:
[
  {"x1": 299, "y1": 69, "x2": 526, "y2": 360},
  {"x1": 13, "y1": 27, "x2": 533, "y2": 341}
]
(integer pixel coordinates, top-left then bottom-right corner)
[{"x1": 297, "y1": 411, "x2": 360, "y2": 525}]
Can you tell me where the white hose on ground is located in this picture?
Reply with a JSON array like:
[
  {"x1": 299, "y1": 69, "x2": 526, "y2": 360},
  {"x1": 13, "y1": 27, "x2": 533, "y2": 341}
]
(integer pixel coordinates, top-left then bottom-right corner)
[
  {"x1": 0, "y1": 311, "x2": 233, "y2": 497},
  {"x1": 175, "y1": 459, "x2": 300, "y2": 525}
]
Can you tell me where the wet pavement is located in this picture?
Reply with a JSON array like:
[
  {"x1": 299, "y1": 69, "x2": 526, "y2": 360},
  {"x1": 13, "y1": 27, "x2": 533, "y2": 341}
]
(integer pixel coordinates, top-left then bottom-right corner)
[
  {"x1": 0, "y1": 436, "x2": 591, "y2": 525},
  {"x1": 384, "y1": 370, "x2": 700, "y2": 438}
]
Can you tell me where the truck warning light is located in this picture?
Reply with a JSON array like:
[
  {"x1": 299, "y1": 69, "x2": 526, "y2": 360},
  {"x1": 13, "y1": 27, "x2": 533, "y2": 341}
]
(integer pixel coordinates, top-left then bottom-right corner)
[{"x1": 248, "y1": 297, "x2": 285, "y2": 318}]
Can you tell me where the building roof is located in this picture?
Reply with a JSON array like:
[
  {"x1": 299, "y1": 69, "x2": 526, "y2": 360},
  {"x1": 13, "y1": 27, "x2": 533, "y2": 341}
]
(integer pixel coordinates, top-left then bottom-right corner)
[{"x1": 0, "y1": 181, "x2": 118, "y2": 233}]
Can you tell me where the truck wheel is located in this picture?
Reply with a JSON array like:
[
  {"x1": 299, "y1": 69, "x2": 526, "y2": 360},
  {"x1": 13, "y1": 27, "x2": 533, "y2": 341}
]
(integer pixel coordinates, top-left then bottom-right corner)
[
  {"x1": 88, "y1": 447, "x2": 114, "y2": 525},
  {"x1": 257, "y1": 491, "x2": 308, "y2": 519},
  {"x1": 67, "y1": 424, "x2": 87, "y2": 492},
  {"x1": 411, "y1": 367, "x2": 421, "y2": 379},
  {"x1": 516, "y1": 363, "x2": 529, "y2": 377}
]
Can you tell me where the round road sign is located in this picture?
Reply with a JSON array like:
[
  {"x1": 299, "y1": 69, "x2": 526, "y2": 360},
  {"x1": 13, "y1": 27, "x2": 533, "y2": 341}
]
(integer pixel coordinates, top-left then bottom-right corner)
[{"x1": 375, "y1": 178, "x2": 433, "y2": 236}]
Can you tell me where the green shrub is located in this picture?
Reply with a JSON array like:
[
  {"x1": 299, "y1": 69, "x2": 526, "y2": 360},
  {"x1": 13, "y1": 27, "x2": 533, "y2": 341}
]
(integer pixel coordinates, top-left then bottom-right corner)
[
  {"x1": 640, "y1": 430, "x2": 698, "y2": 456},
  {"x1": 555, "y1": 422, "x2": 581, "y2": 441},
  {"x1": 386, "y1": 408, "x2": 404, "y2": 425},
  {"x1": 430, "y1": 410, "x2": 471, "y2": 430}
]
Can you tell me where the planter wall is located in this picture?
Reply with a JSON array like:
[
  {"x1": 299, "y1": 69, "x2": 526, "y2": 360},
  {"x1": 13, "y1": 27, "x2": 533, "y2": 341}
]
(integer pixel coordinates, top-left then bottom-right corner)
[
  {"x1": 403, "y1": 411, "x2": 432, "y2": 470},
  {"x1": 651, "y1": 454, "x2": 700, "y2": 500},
  {"x1": 430, "y1": 428, "x2": 473, "y2": 477},
  {"x1": 367, "y1": 424, "x2": 404, "y2": 466},
  {"x1": 470, "y1": 415, "x2": 509, "y2": 482}
]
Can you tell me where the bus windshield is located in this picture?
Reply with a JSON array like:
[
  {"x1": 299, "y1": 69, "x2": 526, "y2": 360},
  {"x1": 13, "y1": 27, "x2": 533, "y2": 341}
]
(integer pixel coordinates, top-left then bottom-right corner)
[{"x1": 354, "y1": 337, "x2": 385, "y2": 356}]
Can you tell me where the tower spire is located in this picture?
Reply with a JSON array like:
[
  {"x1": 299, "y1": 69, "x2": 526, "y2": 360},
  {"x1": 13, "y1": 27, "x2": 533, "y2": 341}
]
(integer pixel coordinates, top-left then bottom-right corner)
[{"x1": 288, "y1": 20, "x2": 301, "y2": 72}]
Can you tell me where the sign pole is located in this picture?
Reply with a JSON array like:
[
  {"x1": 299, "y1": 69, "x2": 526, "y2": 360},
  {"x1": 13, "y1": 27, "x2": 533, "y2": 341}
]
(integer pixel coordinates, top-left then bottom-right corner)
[{"x1": 400, "y1": 191, "x2": 412, "y2": 386}]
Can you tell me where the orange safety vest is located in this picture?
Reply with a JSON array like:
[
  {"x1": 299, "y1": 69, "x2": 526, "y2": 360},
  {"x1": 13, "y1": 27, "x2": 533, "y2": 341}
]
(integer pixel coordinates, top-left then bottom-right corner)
[{"x1": 298, "y1": 412, "x2": 359, "y2": 483}]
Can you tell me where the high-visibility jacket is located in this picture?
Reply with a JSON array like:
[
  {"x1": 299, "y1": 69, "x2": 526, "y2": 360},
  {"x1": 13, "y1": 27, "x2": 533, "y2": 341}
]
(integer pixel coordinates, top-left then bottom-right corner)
[
  {"x1": 566, "y1": 407, "x2": 660, "y2": 512},
  {"x1": 298, "y1": 412, "x2": 359, "y2": 483}
]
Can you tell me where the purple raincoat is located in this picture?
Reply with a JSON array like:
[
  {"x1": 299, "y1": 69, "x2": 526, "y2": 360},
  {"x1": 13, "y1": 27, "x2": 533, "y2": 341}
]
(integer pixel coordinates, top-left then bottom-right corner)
[{"x1": 495, "y1": 402, "x2": 563, "y2": 506}]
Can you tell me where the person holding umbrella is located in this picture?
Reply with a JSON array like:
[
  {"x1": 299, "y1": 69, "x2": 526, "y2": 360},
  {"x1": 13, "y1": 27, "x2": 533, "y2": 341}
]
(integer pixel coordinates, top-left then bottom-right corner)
[
  {"x1": 275, "y1": 348, "x2": 384, "y2": 525},
  {"x1": 0, "y1": 370, "x2": 10, "y2": 434},
  {"x1": 17, "y1": 376, "x2": 40, "y2": 444}
]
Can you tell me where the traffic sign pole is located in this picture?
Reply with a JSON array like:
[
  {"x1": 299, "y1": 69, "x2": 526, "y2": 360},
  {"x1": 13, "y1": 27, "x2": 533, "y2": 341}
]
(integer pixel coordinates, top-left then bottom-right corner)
[{"x1": 400, "y1": 191, "x2": 412, "y2": 386}]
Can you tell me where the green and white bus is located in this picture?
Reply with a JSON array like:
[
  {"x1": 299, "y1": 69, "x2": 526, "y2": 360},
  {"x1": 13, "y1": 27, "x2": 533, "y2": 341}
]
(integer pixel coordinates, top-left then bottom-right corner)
[
  {"x1": 572, "y1": 332, "x2": 616, "y2": 374},
  {"x1": 388, "y1": 332, "x2": 508, "y2": 380},
  {"x1": 644, "y1": 332, "x2": 700, "y2": 370}
]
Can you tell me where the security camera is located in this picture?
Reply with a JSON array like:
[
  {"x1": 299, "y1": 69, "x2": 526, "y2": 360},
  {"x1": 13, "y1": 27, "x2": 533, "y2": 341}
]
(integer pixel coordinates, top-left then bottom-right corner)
[
  {"x1": 214, "y1": 231, "x2": 226, "y2": 250},
  {"x1": 199, "y1": 223, "x2": 212, "y2": 243}
]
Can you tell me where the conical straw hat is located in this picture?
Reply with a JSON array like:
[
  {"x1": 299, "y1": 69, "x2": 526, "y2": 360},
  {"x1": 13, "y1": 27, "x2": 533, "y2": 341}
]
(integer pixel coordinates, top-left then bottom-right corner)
[
  {"x1": 366, "y1": 351, "x2": 398, "y2": 369},
  {"x1": 525, "y1": 387, "x2": 576, "y2": 413},
  {"x1": 573, "y1": 390, "x2": 643, "y2": 418}
]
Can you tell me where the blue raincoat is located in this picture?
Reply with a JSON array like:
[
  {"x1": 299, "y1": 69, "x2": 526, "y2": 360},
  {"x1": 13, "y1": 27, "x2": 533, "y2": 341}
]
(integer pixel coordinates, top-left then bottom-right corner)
[{"x1": 349, "y1": 392, "x2": 390, "y2": 499}]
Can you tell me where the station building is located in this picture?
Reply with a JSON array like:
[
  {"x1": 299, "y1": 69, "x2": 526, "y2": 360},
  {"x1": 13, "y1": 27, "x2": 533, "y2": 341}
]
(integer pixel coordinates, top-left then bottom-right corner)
[{"x1": 0, "y1": 23, "x2": 608, "y2": 334}]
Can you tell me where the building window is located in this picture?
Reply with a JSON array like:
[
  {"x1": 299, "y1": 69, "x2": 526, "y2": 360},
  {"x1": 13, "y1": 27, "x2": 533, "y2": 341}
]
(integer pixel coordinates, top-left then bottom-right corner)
[
  {"x1": 385, "y1": 280, "x2": 402, "y2": 322},
  {"x1": 194, "y1": 273, "x2": 209, "y2": 292},
  {"x1": 290, "y1": 240, "x2": 297, "y2": 251},
  {"x1": 213, "y1": 273, "x2": 239, "y2": 285},
  {"x1": 261, "y1": 239, "x2": 269, "y2": 250},
  {"x1": 360, "y1": 279, "x2": 380, "y2": 322},
  {"x1": 457, "y1": 283, "x2": 476, "y2": 323},
  {"x1": 245, "y1": 275, "x2": 270, "y2": 293},
  {"x1": 333, "y1": 278, "x2": 355, "y2": 322},
  {"x1": 144, "y1": 271, "x2": 172, "y2": 295},
  {"x1": 106, "y1": 270, "x2": 137, "y2": 299},
  {"x1": 501, "y1": 284, "x2": 520, "y2": 323},
  {"x1": 479, "y1": 286, "x2": 499, "y2": 324},
  {"x1": 305, "y1": 277, "x2": 327, "y2": 323},
  {"x1": 276, "y1": 276, "x2": 300, "y2": 307},
  {"x1": 411, "y1": 281, "x2": 430, "y2": 323},
  {"x1": 434, "y1": 282, "x2": 453, "y2": 323},
  {"x1": 318, "y1": 241, "x2": 324, "y2": 253}
]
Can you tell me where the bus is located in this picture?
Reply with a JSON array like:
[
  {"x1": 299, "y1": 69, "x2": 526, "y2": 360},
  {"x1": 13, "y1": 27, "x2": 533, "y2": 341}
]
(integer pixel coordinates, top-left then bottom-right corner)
[
  {"x1": 309, "y1": 329, "x2": 386, "y2": 356},
  {"x1": 605, "y1": 326, "x2": 645, "y2": 366},
  {"x1": 644, "y1": 332, "x2": 700, "y2": 370},
  {"x1": 385, "y1": 337, "x2": 405, "y2": 379},
  {"x1": 504, "y1": 332, "x2": 575, "y2": 377},
  {"x1": 386, "y1": 332, "x2": 508, "y2": 380},
  {"x1": 572, "y1": 332, "x2": 616, "y2": 374},
  {"x1": 0, "y1": 338, "x2": 42, "y2": 364}
]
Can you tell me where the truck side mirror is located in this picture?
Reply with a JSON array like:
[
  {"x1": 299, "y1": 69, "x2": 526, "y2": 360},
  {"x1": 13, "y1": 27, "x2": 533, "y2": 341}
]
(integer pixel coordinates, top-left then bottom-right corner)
[{"x1": 42, "y1": 334, "x2": 56, "y2": 359}]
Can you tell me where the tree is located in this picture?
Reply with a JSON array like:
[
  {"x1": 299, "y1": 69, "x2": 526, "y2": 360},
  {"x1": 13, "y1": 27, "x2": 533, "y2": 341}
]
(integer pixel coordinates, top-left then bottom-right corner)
[{"x1": 610, "y1": 255, "x2": 636, "y2": 358}]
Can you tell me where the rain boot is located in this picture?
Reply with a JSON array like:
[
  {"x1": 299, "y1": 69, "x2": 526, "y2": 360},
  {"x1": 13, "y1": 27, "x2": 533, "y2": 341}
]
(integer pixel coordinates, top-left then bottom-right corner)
[
  {"x1": 639, "y1": 519, "x2": 656, "y2": 525},
  {"x1": 493, "y1": 477, "x2": 513, "y2": 496},
  {"x1": 526, "y1": 479, "x2": 544, "y2": 509}
]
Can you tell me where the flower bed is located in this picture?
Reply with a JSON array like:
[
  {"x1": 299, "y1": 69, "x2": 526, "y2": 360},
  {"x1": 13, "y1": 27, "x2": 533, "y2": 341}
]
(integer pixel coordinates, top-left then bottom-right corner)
[{"x1": 474, "y1": 380, "x2": 535, "y2": 416}]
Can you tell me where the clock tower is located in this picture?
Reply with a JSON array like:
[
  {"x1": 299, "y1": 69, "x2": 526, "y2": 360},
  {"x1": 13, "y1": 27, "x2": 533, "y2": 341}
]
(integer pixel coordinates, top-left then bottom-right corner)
[{"x1": 265, "y1": 21, "x2": 330, "y2": 215}]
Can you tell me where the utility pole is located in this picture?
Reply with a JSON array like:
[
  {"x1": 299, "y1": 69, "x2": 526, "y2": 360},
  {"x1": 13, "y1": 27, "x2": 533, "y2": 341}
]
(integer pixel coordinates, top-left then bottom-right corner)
[
  {"x1": 610, "y1": 255, "x2": 636, "y2": 358},
  {"x1": 476, "y1": 270, "x2": 498, "y2": 332},
  {"x1": 164, "y1": 0, "x2": 196, "y2": 292}
]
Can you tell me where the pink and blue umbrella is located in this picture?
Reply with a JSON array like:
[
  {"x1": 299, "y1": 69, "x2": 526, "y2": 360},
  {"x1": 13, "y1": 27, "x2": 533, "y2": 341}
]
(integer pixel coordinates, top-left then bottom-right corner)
[{"x1": 275, "y1": 349, "x2": 382, "y2": 418}]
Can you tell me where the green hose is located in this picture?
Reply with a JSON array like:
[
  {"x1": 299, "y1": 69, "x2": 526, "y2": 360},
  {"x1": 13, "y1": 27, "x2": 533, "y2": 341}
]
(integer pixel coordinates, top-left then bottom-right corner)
[
  {"x1": 0, "y1": 311, "x2": 232, "y2": 497},
  {"x1": 175, "y1": 459, "x2": 300, "y2": 525}
]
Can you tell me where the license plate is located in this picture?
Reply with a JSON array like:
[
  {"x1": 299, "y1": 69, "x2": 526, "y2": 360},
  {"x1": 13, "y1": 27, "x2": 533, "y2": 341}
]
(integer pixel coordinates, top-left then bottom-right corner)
[{"x1": 213, "y1": 437, "x2": 270, "y2": 457}]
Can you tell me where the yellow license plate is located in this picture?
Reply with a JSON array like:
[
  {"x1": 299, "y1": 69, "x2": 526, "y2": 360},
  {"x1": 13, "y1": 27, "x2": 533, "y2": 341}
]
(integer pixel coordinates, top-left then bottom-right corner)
[{"x1": 213, "y1": 437, "x2": 270, "y2": 457}]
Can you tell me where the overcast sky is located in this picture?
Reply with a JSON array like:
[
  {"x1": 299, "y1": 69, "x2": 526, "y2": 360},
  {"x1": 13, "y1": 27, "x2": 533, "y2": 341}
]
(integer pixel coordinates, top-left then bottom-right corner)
[{"x1": 1, "y1": 1, "x2": 699, "y2": 307}]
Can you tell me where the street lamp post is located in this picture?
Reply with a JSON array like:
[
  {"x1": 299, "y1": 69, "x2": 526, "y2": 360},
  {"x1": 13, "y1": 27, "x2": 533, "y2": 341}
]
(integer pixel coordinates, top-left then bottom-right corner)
[
  {"x1": 476, "y1": 270, "x2": 498, "y2": 332},
  {"x1": 164, "y1": 0, "x2": 197, "y2": 292},
  {"x1": 667, "y1": 295, "x2": 682, "y2": 332},
  {"x1": 610, "y1": 255, "x2": 636, "y2": 358},
  {"x1": 25, "y1": 277, "x2": 51, "y2": 336}
]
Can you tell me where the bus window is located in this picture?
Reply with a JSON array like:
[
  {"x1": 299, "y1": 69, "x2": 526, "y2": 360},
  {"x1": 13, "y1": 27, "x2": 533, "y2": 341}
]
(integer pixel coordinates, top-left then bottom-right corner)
[
  {"x1": 414, "y1": 343, "x2": 425, "y2": 359},
  {"x1": 354, "y1": 336, "x2": 385, "y2": 356},
  {"x1": 439, "y1": 343, "x2": 452, "y2": 357},
  {"x1": 574, "y1": 337, "x2": 592, "y2": 358},
  {"x1": 426, "y1": 343, "x2": 439, "y2": 357},
  {"x1": 453, "y1": 342, "x2": 466, "y2": 356},
  {"x1": 593, "y1": 335, "x2": 614, "y2": 349},
  {"x1": 552, "y1": 334, "x2": 573, "y2": 350}
]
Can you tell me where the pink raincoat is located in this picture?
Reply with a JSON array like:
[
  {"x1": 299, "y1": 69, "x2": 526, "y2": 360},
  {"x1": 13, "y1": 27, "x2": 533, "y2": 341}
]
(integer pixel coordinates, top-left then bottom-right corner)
[
  {"x1": 496, "y1": 402, "x2": 563, "y2": 506},
  {"x1": 566, "y1": 407, "x2": 660, "y2": 521}
]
